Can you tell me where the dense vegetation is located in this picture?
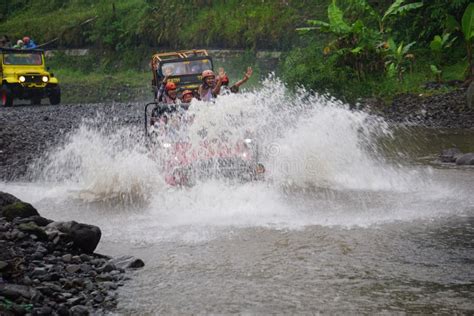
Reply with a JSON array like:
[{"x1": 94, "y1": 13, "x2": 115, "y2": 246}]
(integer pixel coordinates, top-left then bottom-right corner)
[{"x1": 1, "y1": 0, "x2": 472, "y2": 103}]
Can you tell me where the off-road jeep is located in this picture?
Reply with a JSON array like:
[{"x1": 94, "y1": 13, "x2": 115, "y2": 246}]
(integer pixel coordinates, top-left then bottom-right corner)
[{"x1": 1, "y1": 48, "x2": 60, "y2": 106}]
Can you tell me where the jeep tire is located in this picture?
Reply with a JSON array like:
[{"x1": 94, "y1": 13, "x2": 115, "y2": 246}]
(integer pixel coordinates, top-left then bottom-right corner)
[
  {"x1": 49, "y1": 87, "x2": 61, "y2": 105},
  {"x1": 1, "y1": 85, "x2": 14, "y2": 107}
]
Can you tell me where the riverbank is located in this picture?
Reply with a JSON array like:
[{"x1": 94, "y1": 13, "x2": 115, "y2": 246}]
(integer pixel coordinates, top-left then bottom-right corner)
[
  {"x1": 0, "y1": 191, "x2": 144, "y2": 315},
  {"x1": 366, "y1": 86, "x2": 474, "y2": 129}
]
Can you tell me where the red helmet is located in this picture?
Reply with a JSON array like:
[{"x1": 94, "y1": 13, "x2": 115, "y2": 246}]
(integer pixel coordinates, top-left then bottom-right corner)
[
  {"x1": 202, "y1": 70, "x2": 215, "y2": 80},
  {"x1": 23, "y1": 36, "x2": 30, "y2": 44},
  {"x1": 220, "y1": 75, "x2": 229, "y2": 85},
  {"x1": 165, "y1": 82, "x2": 177, "y2": 91}
]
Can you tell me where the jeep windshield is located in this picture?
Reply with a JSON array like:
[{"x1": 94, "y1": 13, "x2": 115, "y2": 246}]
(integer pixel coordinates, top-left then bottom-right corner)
[
  {"x1": 2, "y1": 52, "x2": 43, "y2": 65},
  {"x1": 160, "y1": 58, "x2": 212, "y2": 76}
]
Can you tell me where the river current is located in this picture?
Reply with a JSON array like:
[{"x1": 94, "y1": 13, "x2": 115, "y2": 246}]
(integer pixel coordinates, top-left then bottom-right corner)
[{"x1": 1, "y1": 78, "x2": 473, "y2": 313}]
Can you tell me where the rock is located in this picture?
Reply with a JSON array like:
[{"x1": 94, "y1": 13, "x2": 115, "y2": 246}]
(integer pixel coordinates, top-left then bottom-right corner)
[
  {"x1": 17, "y1": 221, "x2": 48, "y2": 240},
  {"x1": 46, "y1": 221, "x2": 101, "y2": 254},
  {"x1": 100, "y1": 262, "x2": 116, "y2": 273},
  {"x1": 0, "y1": 191, "x2": 21, "y2": 208},
  {"x1": 0, "y1": 284, "x2": 37, "y2": 299},
  {"x1": 1, "y1": 202, "x2": 39, "y2": 221},
  {"x1": 456, "y1": 153, "x2": 474, "y2": 165},
  {"x1": 70, "y1": 305, "x2": 89, "y2": 316},
  {"x1": 62, "y1": 254, "x2": 73, "y2": 262},
  {"x1": 0, "y1": 261, "x2": 8, "y2": 271},
  {"x1": 57, "y1": 304, "x2": 71, "y2": 316},
  {"x1": 17, "y1": 215, "x2": 53, "y2": 227},
  {"x1": 108, "y1": 255, "x2": 145, "y2": 269},
  {"x1": 440, "y1": 148, "x2": 463, "y2": 163},
  {"x1": 65, "y1": 264, "x2": 81, "y2": 274}
]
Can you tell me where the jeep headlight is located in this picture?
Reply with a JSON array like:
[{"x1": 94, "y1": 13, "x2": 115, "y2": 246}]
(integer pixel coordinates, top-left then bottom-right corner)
[
  {"x1": 42, "y1": 76, "x2": 49, "y2": 83},
  {"x1": 19, "y1": 76, "x2": 26, "y2": 82}
]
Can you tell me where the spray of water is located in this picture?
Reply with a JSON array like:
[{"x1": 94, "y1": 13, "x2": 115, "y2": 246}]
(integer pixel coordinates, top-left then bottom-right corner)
[{"x1": 4, "y1": 76, "x2": 465, "y2": 243}]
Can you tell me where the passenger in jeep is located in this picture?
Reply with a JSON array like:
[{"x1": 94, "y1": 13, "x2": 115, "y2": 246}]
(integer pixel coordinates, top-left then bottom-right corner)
[
  {"x1": 198, "y1": 70, "x2": 222, "y2": 102},
  {"x1": 181, "y1": 90, "x2": 194, "y2": 104},
  {"x1": 22, "y1": 36, "x2": 37, "y2": 49},
  {"x1": 218, "y1": 66, "x2": 253, "y2": 95},
  {"x1": 156, "y1": 79, "x2": 178, "y2": 104}
]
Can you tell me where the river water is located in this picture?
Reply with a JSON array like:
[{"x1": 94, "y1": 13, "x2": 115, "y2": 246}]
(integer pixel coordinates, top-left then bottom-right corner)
[{"x1": 1, "y1": 78, "x2": 473, "y2": 314}]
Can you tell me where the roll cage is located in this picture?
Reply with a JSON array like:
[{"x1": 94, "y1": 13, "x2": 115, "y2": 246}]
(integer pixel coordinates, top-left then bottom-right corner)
[{"x1": 151, "y1": 49, "x2": 213, "y2": 94}]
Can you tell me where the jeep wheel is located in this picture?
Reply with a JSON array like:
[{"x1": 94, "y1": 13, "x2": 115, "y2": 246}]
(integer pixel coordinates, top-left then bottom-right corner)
[
  {"x1": 49, "y1": 88, "x2": 61, "y2": 105},
  {"x1": 31, "y1": 97, "x2": 42, "y2": 105},
  {"x1": 1, "y1": 85, "x2": 14, "y2": 107}
]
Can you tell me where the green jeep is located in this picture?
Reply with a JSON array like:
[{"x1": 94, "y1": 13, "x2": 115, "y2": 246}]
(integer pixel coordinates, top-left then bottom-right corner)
[{"x1": 1, "y1": 48, "x2": 60, "y2": 106}]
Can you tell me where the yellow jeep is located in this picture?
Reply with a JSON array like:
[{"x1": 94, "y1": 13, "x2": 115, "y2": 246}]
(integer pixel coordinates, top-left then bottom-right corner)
[{"x1": 1, "y1": 48, "x2": 60, "y2": 106}]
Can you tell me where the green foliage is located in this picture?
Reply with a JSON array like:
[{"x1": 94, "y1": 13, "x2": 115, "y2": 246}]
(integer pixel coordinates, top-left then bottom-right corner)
[
  {"x1": 462, "y1": 3, "x2": 474, "y2": 79},
  {"x1": 384, "y1": 38, "x2": 415, "y2": 81}
]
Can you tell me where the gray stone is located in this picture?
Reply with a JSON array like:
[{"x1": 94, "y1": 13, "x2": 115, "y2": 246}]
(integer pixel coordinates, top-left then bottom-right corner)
[
  {"x1": 440, "y1": 148, "x2": 462, "y2": 163},
  {"x1": 62, "y1": 254, "x2": 73, "y2": 262},
  {"x1": 65, "y1": 264, "x2": 81, "y2": 274},
  {"x1": 467, "y1": 80, "x2": 474, "y2": 109},
  {"x1": 0, "y1": 284, "x2": 37, "y2": 299},
  {"x1": 456, "y1": 153, "x2": 474, "y2": 165},
  {"x1": 0, "y1": 261, "x2": 8, "y2": 271},
  {"x1": 46, "y1": 221, "x2": 101, "y2": 254},
  {"x1": 108, "y1": 255, "x2": 145, "y2": 269},
  {"x1": 70, "y1": 304, "x2": 89, "y2": 316},
  {"x1": 17, "y1": 222, "x2": 48, "y2": 240}
]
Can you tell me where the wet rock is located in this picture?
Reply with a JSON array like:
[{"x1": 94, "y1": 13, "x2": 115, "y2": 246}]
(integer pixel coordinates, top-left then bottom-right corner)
[
  {"x1": 46, "y1": 221, "x2": 101, "y2": 254},
  {"x1": 18, "y1": 222, "x2": 48, "y2": 240},
  {"x1": 17, "y1": 215, "x2": 53, "y2": 227},
  {"x1": 440, "y1": 148, "x2": 463, "y2": 163},
  {"x1": 65, "y1": 264, "x2": 81, "y2": 274},
  {"x1": 0, "y1": 191, "x2": 21, "y2": 208},
  {"x1": 1, "y1": 202, "x2": 39, "y2": 221},
  {"x1": 456, "y1": 153, "x2": 474, "y2": 165},
  {"x1": 0, "y1": 260, "x2": 8, "y2": 271},
  {"x1": 108, "y1": 255, "x2": 145, "y2": 269},
  {"x1": 62, "y1": 254, "x2": 72, "y2": 262},
  {"x1": 70, "y1": 305, "x2": 89, "y2": 316},
  {"x1": 0, "y1": 284, "x2": 37, "y2": 299}
]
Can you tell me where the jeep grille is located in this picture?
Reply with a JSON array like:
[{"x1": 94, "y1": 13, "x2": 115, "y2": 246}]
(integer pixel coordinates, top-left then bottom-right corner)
[{"x1": 22, "y1": 75, "x2": 43, "y2": 83}]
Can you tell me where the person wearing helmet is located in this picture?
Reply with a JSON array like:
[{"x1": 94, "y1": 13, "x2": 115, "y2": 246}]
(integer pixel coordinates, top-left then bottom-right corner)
[
  {"x1": 198, "y1": 70, "x2": 222, "y2": 102},
  {"x1": 181, "y1": 90, "x2": 194, "y2": 104},
  {"x1": 156, "y1": 77, "x2": 178, "y2": 104},
  {"x1": 13, "y1": 40, "x2": 24, "y2": 49},
  {"x1": 218, "y1": 66, "x2": 253, "y2": 95},
  {"x1": 22, "y1": 36, "x2": 37, "y2": 49}
]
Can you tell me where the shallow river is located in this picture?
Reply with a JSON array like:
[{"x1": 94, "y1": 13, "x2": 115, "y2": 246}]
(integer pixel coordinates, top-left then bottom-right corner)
[{"x1": 1, "y1": 80, "x2": 473, "y2": 313}]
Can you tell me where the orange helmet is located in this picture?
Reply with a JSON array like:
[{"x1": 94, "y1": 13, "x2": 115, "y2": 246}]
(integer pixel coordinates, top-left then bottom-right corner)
[
  {"x1": 220, "y1": 75, "x2": 229, "y2": 85},
  {"x1": 182, "y1": 90, "x2": 193, "y2": 96},
  {"x1": 165, "y1": 82, "x2": 177, "y2": 91},
  {"x1": 202, "y1": 70, "x2": 215, "y2": 80},
  {"x1": 23, "y1": 36, "x2": 30, "y2": 44}
]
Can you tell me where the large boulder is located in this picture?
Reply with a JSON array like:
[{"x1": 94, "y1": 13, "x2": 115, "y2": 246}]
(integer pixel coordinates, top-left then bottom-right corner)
[
  {"x1": 456, "y1": 153, "x2": 474, "y2": 165},
  {"x1": 0, "y1": 191, "x2": 21, "y2": 208},
  {"x1": 46, "y1": 221, "x2": 101, "y2": 254},
  {"x1": 1, "y1": 202, "x2": 39, "y2": 221}
]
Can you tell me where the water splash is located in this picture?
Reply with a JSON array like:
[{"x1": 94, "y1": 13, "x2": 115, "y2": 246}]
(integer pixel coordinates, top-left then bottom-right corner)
[{"x1": 6, "y1": 76, "x2": 466, "y2": 242}]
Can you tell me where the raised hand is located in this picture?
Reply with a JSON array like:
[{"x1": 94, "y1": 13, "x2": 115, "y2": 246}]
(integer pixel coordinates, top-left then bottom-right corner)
[{"x1": 244, "y1": 66, "x2": 253, "y2": 79}]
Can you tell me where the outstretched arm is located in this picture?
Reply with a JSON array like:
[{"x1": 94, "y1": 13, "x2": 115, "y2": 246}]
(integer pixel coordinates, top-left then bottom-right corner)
[{"x1": 233, "y1": 67, "x2": 253, "y2": 88}]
